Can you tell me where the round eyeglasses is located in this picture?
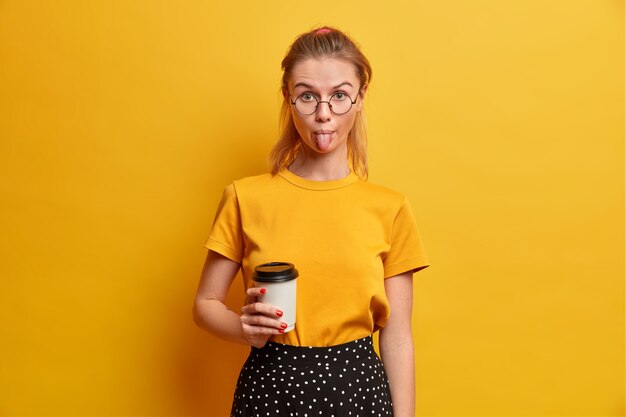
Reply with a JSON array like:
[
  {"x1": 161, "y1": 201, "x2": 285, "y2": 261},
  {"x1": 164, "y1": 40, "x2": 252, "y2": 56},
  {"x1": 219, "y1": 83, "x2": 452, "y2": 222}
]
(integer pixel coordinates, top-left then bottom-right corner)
[{"x1": 290, "y1": 92, "x2": 358, "y2": 115}]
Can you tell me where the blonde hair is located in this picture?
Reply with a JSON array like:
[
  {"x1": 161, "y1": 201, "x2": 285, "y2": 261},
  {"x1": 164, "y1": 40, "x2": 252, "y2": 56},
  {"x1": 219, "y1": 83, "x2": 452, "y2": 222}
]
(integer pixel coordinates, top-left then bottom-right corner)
[{"x1": 269, "y1": 26, "x2": 372, "y2": 179}]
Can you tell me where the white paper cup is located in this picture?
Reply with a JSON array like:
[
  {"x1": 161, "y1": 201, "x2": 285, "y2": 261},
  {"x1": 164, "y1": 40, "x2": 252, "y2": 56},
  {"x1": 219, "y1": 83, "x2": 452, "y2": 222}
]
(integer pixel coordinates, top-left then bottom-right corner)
[{"x1": 253, "y1": 262, "x2": 298, "y2": 332}]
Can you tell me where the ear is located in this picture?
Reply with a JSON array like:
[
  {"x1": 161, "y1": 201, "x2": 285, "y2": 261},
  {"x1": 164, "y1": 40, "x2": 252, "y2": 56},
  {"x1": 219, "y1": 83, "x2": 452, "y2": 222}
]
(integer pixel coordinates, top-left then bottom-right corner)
[
  {"x1": 357, "y1": 83, "x2": 368, "y2": 111},
  {"x1": 360, "y1": 83, "x2": 369, "y2": 97}
]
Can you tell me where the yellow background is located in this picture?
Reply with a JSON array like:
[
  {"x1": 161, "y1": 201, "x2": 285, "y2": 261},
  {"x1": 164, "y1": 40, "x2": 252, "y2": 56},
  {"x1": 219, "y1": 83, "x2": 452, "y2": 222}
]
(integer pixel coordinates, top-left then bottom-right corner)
[{"x1": 0, "y1": 1, "x2": 623, "y2": 416}]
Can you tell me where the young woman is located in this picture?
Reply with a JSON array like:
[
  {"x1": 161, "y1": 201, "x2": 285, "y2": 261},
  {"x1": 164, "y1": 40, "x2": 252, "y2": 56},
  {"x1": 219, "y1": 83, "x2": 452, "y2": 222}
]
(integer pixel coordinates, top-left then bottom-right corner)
[{"x1": 193, "y1": 26, "x2": 429, "y2": 417}]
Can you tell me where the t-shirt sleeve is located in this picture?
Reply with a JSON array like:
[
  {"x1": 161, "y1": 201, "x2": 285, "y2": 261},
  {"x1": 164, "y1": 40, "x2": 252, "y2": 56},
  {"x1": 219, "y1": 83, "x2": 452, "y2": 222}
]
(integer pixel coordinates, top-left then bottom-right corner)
[
  {"x1": 383, "y1": 197, "x2": 430, "y2": 278},
  {"x1": 203, "y1": 183, "x2": 244, "y2": 263}
]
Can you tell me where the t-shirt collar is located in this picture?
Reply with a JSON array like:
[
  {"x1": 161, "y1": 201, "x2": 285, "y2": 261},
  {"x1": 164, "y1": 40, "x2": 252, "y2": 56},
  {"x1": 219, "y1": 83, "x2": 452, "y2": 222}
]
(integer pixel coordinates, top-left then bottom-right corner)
[{"x1": 278, "y1": 169, "x2": 359, "y2": 191}]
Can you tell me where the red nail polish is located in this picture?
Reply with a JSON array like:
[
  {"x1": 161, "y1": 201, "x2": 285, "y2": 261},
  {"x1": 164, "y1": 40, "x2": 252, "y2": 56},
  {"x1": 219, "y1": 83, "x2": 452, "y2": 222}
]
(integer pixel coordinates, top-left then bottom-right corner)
[
  {"x1": 260, "y1": 288, "x2": 266, "y2": 294},
  {"x1": 278, "y1": 329, "x2": 284, "y2": 333},
  {"x1": 280, "y1": 322, "x2": 288, "y2": 329},
  {"x1": 276, "y1": 310, "x2": 283, "y2": 317}
]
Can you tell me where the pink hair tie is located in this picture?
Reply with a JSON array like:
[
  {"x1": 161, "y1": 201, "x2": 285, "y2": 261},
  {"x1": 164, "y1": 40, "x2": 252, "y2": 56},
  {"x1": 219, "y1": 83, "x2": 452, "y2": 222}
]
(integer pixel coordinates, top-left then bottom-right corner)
[{"x1": 315, "y1": 28, "x2": 332, "y2": 34}]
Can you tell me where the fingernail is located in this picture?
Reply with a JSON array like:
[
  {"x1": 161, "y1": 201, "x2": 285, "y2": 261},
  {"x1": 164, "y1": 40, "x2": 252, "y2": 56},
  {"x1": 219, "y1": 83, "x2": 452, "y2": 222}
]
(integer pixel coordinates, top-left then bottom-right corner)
[
  {"x1": 280, "y1": 322, "x2": 288, "y2": 329},
  {"x1": 276, "y1": 310, "x2": 283, "y2": 317},
  {"x1": 260, "y1": 288, "x2": 266, "y2": 294},
  {"x1": 278, "y1": 329, "x2": 284, "y2": 333}
]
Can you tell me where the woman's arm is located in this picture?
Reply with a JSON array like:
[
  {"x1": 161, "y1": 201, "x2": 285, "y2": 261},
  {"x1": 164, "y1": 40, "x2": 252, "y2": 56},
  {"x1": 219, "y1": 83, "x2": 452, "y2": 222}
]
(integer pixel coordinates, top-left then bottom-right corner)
[
  {"x1": 192, "y1": 250, "x2": 286, "y2": 347},
  {"x1": 379, "y1": 271, "x2": 415, "y2": 417}
]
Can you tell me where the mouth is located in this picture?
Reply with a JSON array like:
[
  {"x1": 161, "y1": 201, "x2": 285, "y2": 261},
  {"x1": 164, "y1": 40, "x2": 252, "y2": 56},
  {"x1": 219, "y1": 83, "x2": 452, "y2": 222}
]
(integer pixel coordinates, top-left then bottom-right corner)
[{"x1": 314, "y1": 130, "x2": 335, "y2": 151}]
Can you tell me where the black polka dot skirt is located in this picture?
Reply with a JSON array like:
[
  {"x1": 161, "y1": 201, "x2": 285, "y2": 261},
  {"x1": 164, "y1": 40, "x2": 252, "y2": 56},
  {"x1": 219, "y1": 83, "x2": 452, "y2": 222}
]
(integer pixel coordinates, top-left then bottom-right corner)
[{"x1": 230, "y1": 335, "x2": 393, "y2": 416}]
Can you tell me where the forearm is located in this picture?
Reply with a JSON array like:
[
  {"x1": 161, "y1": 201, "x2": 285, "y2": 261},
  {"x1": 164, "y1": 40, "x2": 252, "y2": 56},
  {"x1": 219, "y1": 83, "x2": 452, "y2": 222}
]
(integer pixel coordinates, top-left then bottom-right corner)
[
  {"x1": 193, "y1": 298, "x2": 248, "y2": 345},
  {"x1": 380, "y1": 332, "x2": 415, "y2": 417}
]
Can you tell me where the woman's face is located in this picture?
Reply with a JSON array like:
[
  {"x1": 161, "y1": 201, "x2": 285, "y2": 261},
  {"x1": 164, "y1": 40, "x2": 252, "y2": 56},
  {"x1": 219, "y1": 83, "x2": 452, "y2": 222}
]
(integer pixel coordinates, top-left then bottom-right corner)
[{"x1": 287, "y1": 58, "x2": 364, "y2": 157}]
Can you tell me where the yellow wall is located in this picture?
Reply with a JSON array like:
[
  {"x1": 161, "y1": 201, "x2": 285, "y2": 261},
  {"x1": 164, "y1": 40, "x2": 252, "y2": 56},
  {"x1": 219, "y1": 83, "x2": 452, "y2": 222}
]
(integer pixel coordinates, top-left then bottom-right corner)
[{"x1": 0, "y1": 1, "x2": 623, "y2": 416}]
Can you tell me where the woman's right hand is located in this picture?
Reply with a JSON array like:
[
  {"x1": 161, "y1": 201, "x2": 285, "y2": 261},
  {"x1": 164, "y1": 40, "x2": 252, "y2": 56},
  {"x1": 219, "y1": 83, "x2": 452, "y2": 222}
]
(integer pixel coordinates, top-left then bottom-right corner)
[{"x1": 240, "y1": 287, "x2": 288, "y2": 348}]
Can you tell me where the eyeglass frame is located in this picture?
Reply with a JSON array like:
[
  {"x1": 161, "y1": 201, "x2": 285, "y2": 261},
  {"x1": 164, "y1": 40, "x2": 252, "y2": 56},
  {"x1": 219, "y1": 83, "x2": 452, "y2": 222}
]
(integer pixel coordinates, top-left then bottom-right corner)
[{"x1": 289, "y1": 90, "x2": 360, "y2": 115}]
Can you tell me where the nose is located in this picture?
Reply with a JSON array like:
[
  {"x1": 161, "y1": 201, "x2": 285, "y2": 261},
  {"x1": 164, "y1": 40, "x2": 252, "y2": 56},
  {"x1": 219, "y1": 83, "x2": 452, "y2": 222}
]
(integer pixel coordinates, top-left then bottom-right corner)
[{"x1": 315, "y1": 100, "x2": 332, "y2": 122}]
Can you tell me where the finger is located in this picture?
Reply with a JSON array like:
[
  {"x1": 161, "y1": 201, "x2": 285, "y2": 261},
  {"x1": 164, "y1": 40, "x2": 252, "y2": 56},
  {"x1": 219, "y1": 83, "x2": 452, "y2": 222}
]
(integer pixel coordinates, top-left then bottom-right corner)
[
  {"x1": 241, "y1": 321, "x2": 287, "y2": 335},
  {"x1": 241, "y1": 301, "x2": 283, "y2": 318},
  {"x1": 245, "y1": 287, "x2": 266, "y2": 304},
  {"x1": 241, "y1": 314, "x2": 288, "y2": 330},
  {"x1": 241, "y1": 318, "x2": 287, "y2": 337}
]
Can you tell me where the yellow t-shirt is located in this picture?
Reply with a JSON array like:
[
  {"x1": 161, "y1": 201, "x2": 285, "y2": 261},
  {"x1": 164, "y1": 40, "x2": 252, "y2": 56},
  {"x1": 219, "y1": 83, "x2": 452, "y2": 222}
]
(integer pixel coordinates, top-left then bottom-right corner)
[{"x1": 204, "y1": 169, "x2": 429, "y2": 347}]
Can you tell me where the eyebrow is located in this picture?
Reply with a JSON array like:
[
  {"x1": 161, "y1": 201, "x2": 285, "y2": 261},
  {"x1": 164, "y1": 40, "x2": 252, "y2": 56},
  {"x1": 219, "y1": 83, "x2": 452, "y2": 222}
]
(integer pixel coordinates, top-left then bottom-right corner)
[{"x1": 293, "y1": 81, "x2": 354, "y2": 90}]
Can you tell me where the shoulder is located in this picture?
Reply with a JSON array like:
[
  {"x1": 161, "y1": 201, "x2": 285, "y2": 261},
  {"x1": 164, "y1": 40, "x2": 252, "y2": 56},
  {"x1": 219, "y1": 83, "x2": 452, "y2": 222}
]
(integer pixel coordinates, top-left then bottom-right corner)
[
  {"x1": 353, "y1": 178, "x2": 408, "y2": 207},
  {"x1": 226, "y1": 172, "x2": 276, "y2": 192},
  {"x1": 227, "y1": 172, "x2": 283, "y2": 200},
  {"x1": 215, "y1": 173, "x2": 274, "y2": 200},
  {"x1": 233, "y1": 172, "x2": 274, "y2": 185}
]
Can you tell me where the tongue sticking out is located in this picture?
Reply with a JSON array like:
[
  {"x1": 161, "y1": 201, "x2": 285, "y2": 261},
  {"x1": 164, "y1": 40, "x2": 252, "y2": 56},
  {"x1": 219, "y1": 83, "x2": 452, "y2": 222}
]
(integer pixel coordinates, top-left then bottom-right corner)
[{"x1": 315, "y1": 132, "x2": 333, "y2": 151}]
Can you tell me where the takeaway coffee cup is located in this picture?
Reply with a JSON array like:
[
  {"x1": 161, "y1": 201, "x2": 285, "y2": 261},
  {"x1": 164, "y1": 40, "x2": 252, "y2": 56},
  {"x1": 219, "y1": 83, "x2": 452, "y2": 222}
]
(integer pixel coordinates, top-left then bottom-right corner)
[{"x1": 253, "y1": 262, "x2": 299, "y2": 332}]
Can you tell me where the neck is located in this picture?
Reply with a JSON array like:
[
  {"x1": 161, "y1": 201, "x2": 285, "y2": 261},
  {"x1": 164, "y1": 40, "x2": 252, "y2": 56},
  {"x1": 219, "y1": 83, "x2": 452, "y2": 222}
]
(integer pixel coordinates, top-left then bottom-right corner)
[{"x1": 288, "y1": 146, "x2": 351, "y2": 181}]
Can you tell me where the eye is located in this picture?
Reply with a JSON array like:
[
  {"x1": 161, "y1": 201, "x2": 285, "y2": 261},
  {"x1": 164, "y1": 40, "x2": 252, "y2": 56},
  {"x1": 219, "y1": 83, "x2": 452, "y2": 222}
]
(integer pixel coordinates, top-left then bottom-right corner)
[
  {"x1": 332, "y1": 92, "x2": 348, "y2": 101},
  {"x1": 300, "y1": 92, "x2": 317, "y2": 102}
]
